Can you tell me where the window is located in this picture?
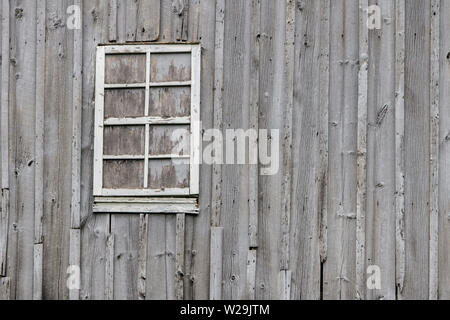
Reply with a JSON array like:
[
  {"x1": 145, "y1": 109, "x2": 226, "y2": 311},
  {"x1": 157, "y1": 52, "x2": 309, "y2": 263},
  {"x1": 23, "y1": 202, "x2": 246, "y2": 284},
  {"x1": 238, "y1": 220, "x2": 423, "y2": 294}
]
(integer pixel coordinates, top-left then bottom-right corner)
[{"x1": 93, "y1": 44, "x2": 200, "y2": 213}]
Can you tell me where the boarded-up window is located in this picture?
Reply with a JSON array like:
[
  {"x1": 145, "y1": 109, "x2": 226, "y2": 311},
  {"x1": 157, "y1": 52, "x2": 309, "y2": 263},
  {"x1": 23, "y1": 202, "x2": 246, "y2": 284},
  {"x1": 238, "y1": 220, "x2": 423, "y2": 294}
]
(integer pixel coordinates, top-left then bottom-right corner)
[{"x1": 94, "y1": 44, "x2": 201, "y2": 198}]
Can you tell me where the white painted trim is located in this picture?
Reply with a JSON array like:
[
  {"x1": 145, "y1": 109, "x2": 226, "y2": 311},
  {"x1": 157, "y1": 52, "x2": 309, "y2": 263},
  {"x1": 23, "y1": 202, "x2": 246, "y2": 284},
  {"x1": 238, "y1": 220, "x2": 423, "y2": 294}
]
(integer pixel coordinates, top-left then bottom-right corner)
[
  {"x1": 93, "y1": 46, "x2": 105, "y2": 196},
  {"x1": 104, "y1": 44, "x2": 193, "y2": 54},
  {"x1": 94, "y1": 44, "x2": 201, "y2": 199},
  {"x1": 144, "y1": 52, "x2": 151, "y2": 188},
  {"x1": 93, "y1": 202, "x2": 199, "y2": 214},
  {"x1": 101, "y1": 188, "x2": 190, "y2": 197},
  {"x1": 104, "y1": 116, "x2": 191, "y2": 126},
  {"x1": 94, "y1": 197, "x2": 198, "y2": 204},
  {"x1": 104, "y1": 83, "x2": 146, "y2": 89},
  {"x1": 190, "y1": 45, "x2": 201, "y2": 195}
]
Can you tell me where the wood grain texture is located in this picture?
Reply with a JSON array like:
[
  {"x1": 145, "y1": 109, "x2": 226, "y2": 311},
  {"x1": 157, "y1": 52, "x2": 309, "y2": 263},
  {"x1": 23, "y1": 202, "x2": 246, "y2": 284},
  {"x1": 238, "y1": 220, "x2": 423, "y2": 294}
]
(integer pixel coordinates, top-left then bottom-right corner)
[
  {"x1": 365, "y1": 0, "x2": 396, "y2": 301},
  {"x1": 439, "y1": 0, "x2": 450, "y2": 301},
  {"x1": 404, "y1": 0, "x2": 431, "y2": 300}
]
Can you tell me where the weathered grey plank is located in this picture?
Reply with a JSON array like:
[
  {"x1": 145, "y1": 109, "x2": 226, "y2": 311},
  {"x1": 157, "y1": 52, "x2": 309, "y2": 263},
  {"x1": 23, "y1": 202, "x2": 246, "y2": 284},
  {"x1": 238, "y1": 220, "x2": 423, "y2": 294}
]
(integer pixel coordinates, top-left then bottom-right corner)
[
  {"x1": 111, "y1": 214, "x2": 139, "y2": 300},
  {"x1": 105, "y1": 232, "x2": 114, "y2": 300},
  {"x1": 438, "y1": 0, "x2": 450, "y2": 301},
  {"x1": 189, "y1": 0, "x2": 216, "y2": 299},
  {"x1": 256, "y1": 0, "x2": 284, "y2": 300},
  {"x1": 324, "y1": 0, "x2": 358, "y2": 300},
  {"x1": 125, "y1": 0, "x2": 137, "y2": 42},
  {"x1": 108, "y1": 0, "x2": 118, "y2": 42},
  {"x1": 365, "y1": 0, "x2": 396, "y2": 301},
  {"x1": 41, "y1": 0, "x2": 74, "y2": 299},
  {"x1": 209, "y1": 227, "x2": 223, "y2": 300},
  {"x1": 403, "y1": 0, "x2": 431, "y2": 300},
  {"x1": 0, "y1": 277, "x2": 10, "y2": 300},
  {"x1": 175, "y1": 213, "x2": 185, "y2": 300},
  {"x1": 80, "y1": 0, "x2": 110, "y2": 301},
  {"x1": 33, "y1": 0, "x2": 45, "y2": 301},
  {"x1": 136, "y1": 0, "x2": 160, "y2": 41},
  {"x1": 137, "y1": 214, "x2": 148, "y2": 300},
  {"x1": 210, "y1": 0, "x2": 224, "y2": 228},
  {"x1": 220, "y1": 0, "x2": 250, "y2": 300},
  {"x1": 289, "y1": 0, "x2": 323, "y2": 300},
  {"x1": 395, "y1": 0, "x2": 406, "y2": 300},
  {"x1": 429, "y1": 0, "x2": 440, "y2": 301},
  {"x1": 11, "y1": 0, "x2": 37, "y2": 300}
]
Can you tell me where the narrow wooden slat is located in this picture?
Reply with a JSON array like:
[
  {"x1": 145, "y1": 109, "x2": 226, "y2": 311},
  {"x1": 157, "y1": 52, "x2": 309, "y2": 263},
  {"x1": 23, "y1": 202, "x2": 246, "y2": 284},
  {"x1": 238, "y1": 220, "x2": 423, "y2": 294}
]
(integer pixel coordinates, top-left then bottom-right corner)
[
  {"x1": 438, "y1": 0, "x2": 450, "y2": 300},
  {"x1": 93, "y1": 203, "x2": 199, "y2": 215},
  {"x1": 0, "y1": 190, "x2": 9, "y2": 276},
  {"x1": 211, "y1": 0, "x2": 225, "y2": 227},
  {"x1": 318, "y1": 0, "x2": 330, "y2": 269},
  {"x1": 0, "y1": 0, "x2": 10, "y2": 278},
  {"x1": 429, "y1": 0, "x2": 440, "y2": 301},
  {"x1": 69, "y1": 229, "x2": 81, "y2": 300},
  {"x1": 137, "y1": 0, "x2": 160, "y2": 41},
  {"x1": 279, "y1": 270, "x2": 291, "y2": 300},
  {"x1": 209, "y1": 227, "x2": 223, "y2": 300},
  {"x1": 105, "y1": 233, "x2": 115, "y2": 300},
  {"x1": 175, "y1": 214, "x2": 185, "y2": 300},
  {"x1": 0, "y1": 277, "x2": 10, "y2": 300},
  {"x1": 125, "y1": 0, "x2": 138, "y2": 42},
  {"x1": 404, "y1": 0, "x2": 431, "y2": 300},
  {"x1": 0, "y1": 0, "x2": 9, "y2": 190},
  {"x1": 71, "y1": 0, "x2": 83, "y2": 229},
  {"x1": 280, "y1": 0, "x2": 294, "y2": 271},
  {"x1": 248, "y1": 0, "x2": 260, "y2": 250},
  {"x1": 137, "y1": 214, "x2": 149, "y2": 300},
  {"x1": 173, "y1": 0, "x2": 189, "y2": 41},
  {"x1": 33, "y1": 244, "x2": 43, "y2": 300},
  {"x1": 143, "y1": 53, "x2": 151, "y2": 188},
  {"x1": 108, "y1": 0, "x2": 118, "y2": 42},
  {"x1": 246, "y1": 249, "x2": 256, "y2": 299},
  {"x1": 395, "y1": 0, "x2": 406, "y2": 299}
]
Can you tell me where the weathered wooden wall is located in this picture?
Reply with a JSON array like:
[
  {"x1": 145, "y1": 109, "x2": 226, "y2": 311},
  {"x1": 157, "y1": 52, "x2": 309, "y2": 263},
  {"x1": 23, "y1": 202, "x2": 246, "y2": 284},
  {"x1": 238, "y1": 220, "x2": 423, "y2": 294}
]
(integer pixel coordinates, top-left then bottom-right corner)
[{"x1": 0, "y1": 0, "x2": 449, "y2": 300}]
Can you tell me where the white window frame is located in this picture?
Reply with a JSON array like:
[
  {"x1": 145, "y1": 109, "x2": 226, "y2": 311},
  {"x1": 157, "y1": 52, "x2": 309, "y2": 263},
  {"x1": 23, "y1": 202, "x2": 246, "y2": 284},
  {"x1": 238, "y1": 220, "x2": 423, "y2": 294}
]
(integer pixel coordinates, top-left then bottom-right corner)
[{"x1": 93, "y1": 44, "x2": 201, "y2": 198}]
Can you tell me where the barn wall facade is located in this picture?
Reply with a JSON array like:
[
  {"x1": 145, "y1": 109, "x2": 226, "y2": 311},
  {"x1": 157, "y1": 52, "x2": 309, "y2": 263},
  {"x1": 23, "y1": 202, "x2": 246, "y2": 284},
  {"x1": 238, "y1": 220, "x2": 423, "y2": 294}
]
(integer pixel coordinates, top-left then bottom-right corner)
[{"x1": 0, "y1": 0, "x2": 449, "y2": 300}]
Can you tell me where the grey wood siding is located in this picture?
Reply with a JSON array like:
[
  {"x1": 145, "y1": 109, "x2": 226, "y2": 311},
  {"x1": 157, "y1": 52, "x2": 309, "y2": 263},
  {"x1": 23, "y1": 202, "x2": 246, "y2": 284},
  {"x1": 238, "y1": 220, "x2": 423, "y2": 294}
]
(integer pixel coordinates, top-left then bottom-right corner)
[{"x1": 0, "y1": 0, "x2": 449, "y2": 300}]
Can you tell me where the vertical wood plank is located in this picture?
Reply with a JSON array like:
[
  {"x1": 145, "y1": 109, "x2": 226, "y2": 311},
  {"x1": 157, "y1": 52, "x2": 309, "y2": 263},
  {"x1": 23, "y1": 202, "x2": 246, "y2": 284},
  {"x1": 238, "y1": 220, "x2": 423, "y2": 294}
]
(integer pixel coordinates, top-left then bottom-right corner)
[
  {"x1": 0, "y1": 0, "x2": 10, "y2": 279},
  {"x1": 325, "y1": 0, "x2": 359, "y2": 300},
  {"x1": 136, "y1": 0, "x2": 160, "y2": 41},
  {"x1": 279, "y1": 270, "x2": 291, "y2": 300},
  {"x1": 356, "y1": 0, "x2": 368, "y2": 300},
  {"x1": 280, "y1": 0, "x2": 294, "y2": 271},
  {"x1": 81, "y1": 0, "x2": 110, "y2": 300},
  {"x1": 33, "y1": 0, "x2": 46, "y2": 301},
  {"x1": 248, "y1": 0, "x2": 260, "y2": 250},
  {"x1": 32, "y1": 244, "x2": 43, "y2": 300},
  {"x1": 137, "y1": 214, "x2": 148, "y2": 300},
  {"x1": 429, "y1": 0, "x2": 440, "y2": 301},
  {"x1": 404, "y1": 0, "x2": 431, "y2": 300},
  {"x1": 175, "y1": 213, "x2": 185, "y2": 300},
  {"x1": 0, "y1": 277, "x2": 10, "y2": 300},
  {"x1": 318, "y1": 0, "x2": 330, "y2": 269},
  {"x1": 69, "y1": 229, "x2": 81, "y2": 300},
  {"x1": 105, "y1": 233, "x2": 115, "y2": 300},
  {"x1": 395, "y1": 0, "x2": 406, "y2": 300},
  {"x1": 210, "y1": 0, "x2": 224, "y2": 228},
  {"x1": 438, "y1": 0, "x2": 450, "y2": 301},
  {"x1": 246, "y1": 249, "x2": 256, "y2": 299},
  {"x1": 365, "y1": 0, "x2": 397, "y2": 301},
  {"x1": 108, "y1": 0, "x2": 118, "y2": 42},
  {"x1": 125, "y1": 0, "x2": 137, "y2": 42},
  {"x1": 209, "y1": 227, "x2": 223, "y2": 300}
]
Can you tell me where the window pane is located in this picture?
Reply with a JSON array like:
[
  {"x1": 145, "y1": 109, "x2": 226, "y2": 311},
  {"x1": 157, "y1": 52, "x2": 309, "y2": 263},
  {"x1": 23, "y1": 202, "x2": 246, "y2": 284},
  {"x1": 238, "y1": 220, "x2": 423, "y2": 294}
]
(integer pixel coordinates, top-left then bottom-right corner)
[
  {"x1": 105, "y1": 54, "x2": 146, "y2": 84},
  {"x1": 148, "y1": 160, "x2": 189, "y2": 189},
  {"x1": 151, "y1": 53, "x2": 191, "y2": 82},
  {"x1": 149, "y1": 125, "x2": 190, "y2": 156},
  {"x1": 103, "y1": 160, "x2": 144, "y2": 189},
  {"x1": 104, "y1": 88, "x2": 145, "y2": 119},
  {"x1": 104, "y1": 126, "x2": 145, "y2": 156},
  {"x1": 149, "y1": 87, "x2": 191, "y2": 118}
]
